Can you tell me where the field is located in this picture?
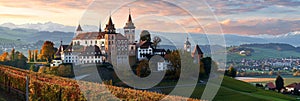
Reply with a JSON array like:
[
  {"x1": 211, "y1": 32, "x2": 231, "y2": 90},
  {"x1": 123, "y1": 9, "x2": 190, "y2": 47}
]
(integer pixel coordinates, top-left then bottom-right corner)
[
  {"x1": 239, "y1": 77, "x2": 300, "y2": 86},
  {"x1": 227, "y1": 47, "x2": 300, "y2": 60}
]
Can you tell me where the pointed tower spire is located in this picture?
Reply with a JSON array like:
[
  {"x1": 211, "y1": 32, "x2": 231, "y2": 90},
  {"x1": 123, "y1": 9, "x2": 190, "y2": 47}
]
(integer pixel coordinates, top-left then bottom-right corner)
[
  {"x1": 105, "y1": 16, "x2": 116, "y2": 34},
  {"x1": 99, "y1": 21, "x2": 102, "y2": 32},
  {"x1": 76, "y1": 24, "x2": 83, "y2": 31},
  {"x1": 124, "y1": 8, "x2": 135, "y2": 29},
  {"x1": 128, "y1": 8, "x2": 132, "y2": 22}
]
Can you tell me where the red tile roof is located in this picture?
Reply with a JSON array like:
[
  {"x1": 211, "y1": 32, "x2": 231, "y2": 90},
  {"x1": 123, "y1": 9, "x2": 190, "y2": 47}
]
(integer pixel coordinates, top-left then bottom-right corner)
[{"x1": 73, "y1": 32, "x2": 105, "y2": 40}]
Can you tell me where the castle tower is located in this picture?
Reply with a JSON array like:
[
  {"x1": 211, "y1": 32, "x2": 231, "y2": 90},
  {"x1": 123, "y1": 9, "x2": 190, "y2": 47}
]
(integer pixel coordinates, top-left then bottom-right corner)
[
  {"x1": 104, "y1": 16, "x2": 117, "y2": 63},
  {"x1": 184, "y1": 37, "x2": 191, "y2": 52},
  {"x1": 123, "y1": 9, "x2": 136, "y2": 44},
  {"x1": 104, "y1": 16, "x2": 116, "y2": 34}
]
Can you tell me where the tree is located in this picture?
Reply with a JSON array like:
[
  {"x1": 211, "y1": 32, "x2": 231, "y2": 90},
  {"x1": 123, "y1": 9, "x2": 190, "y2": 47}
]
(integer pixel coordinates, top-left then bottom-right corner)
[
  {"x1": 225, "y1": 65, "x2": 237, "y2": 78},
  {"x1": 10, "y1": 48, "x2": 15, "y2": 61},
  {"x1": 40, "y1": 41, "x2": 55, "y2": 63},
  {"x1": 0, "y1": 52, "x2": 8, "y2": 61},
  {"x1": 152, "y1": 36, "x2": 161, "y2": 49},
  {"x1": 165, "y1": 50, "x2": 181, "y2": 78},
  {"x1": 28, "y1": 50, "x2": 32, "y2": 62},
  {"x1": 136, "y1": 59, "x2": 150, "y2": 77},
  {"x1": 34, "y1": 50, "x2": 38, "y2": 62},
  {"x1": 201, "y1": 57, "x2": 213, "y2": 75},
  {"x1": 140, "y1": 30, "x2": 151, "y2": 42},
  {"x1": 16, "y1": 52, "x2": 28, "y2": 69},
  {"x1": 275, "y1": 75, "x2": 284, "y2": 93}
]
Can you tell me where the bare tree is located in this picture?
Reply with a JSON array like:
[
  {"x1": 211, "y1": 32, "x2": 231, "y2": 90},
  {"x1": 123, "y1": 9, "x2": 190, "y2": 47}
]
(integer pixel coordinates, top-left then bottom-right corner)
[{"x1": 153, "y1": 36, "x2": 161, "y2": 49}]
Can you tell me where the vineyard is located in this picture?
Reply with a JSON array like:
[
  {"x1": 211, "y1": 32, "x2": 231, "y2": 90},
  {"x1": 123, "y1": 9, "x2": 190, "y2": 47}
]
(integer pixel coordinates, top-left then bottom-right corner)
[{"x1": 0, "y1": 65, "x2": 200, "y2": 101}]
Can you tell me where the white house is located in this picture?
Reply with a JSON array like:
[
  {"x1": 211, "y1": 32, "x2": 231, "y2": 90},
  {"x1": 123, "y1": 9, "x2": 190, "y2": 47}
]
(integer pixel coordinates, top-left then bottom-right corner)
[
  {"x1": 157, "y1": 60, "x2": 170, "y2": 71},
  {"x1": 50, "y1": 59, "x2": 63, "y2": 67}
]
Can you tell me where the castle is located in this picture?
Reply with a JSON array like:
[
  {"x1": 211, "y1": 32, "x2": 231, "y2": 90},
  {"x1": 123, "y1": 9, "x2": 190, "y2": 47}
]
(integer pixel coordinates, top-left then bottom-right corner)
[
  {"x1": 51, "y1": 10, "x2": 203, "y2": 71},
  {"x1": 52, "y1": 11, "x2": 166, "y2": 68}
]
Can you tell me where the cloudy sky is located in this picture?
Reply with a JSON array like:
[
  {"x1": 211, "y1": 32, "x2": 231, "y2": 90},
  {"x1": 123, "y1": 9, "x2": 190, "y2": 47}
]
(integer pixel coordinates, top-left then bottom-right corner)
[{"x1": 0, "y1": 0, "x2": 299, "y2": 35}]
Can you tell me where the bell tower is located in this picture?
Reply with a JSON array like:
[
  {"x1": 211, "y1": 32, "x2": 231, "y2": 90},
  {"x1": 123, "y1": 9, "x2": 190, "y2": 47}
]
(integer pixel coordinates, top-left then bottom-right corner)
[
  {"x1": 76, "y1": 24, "x2": 83, "y2": 35},
  {"x1": 184, "y1": 37, "x2": 191, "y2": 52},
  {"x1": 123, "y1": 9, "x2": 136, "y2": 44}
]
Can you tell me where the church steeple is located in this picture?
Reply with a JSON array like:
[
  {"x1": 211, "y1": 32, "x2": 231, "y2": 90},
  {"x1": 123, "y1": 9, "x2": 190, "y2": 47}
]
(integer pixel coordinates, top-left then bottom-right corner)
[
  {"x1": 105, "y1": 16, "x2": 116, "y2": 34},
  {"x1": 76, "y1": 24, "x2": 83, "y2": 32},
  {"x1": 184, "y1": 36, "x2": 191, "y2": 52}
]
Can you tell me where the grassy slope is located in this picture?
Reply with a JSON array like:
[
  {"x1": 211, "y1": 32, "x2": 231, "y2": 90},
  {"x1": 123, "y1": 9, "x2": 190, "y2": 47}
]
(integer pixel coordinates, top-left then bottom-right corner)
[
  {"x1": 227, "y1": 47, "x2": 300, "y2": 60},
  {"x1": 220, "y1": 76, "x2": 295, "y2": 101},
  {"x1": 163, "y1": 77, "x2": 295, "y2": 101},
  {"x1": 243, "y1": 78, "x2": 300, "y2": 87}
]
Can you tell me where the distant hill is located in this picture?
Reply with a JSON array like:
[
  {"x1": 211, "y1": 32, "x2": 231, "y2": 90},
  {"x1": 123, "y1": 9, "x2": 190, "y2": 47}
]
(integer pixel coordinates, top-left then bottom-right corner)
[
  {"x1": 0, "y1": 37, "x2": 26, "y2": 45},
  {"x1": 0, "y1": 26, "x2": 74, "y2": 46},
  {"x1": 1, "y1": 22, "x2": 300, "y2": 47},
  {"x1": 240, "y1": 43, "x2": 300, "y2": 52},
  {"x1": 227, "y1": 43, "x2": 300, "y2": 60}
]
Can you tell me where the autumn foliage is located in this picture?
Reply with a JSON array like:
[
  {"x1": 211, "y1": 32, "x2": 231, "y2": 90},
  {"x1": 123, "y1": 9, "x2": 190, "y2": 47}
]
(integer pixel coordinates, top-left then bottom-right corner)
[{"x1": 0, "y1": 65, "x2": 200, "y2": 101}]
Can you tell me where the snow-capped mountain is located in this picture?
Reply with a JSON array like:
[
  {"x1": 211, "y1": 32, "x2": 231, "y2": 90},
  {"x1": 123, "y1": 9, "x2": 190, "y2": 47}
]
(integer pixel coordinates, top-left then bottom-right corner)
[
  {"x1": 0, "y1": 22, "x2": 99, "y2": 32},
  {"x1": 0, "y1": 22, "x2": 299, "y2": 46}
]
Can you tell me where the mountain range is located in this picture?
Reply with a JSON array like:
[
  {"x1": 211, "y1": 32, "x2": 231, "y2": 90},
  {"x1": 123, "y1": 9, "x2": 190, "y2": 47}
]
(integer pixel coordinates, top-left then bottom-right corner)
[{"x1": 0, "y1": 22, "x2": 299, "y2": 47}]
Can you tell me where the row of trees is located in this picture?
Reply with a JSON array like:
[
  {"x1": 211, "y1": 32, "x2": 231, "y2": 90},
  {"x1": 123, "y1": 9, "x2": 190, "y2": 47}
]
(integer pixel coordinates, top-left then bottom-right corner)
[
  {"x1": 0, "y1": 48, "x2": 28, "y2": 69},
  {"x1": 133, "y1": 49, "x2": 218, "y2": 79},
  {"x1": 28, "y1": 41, "x2": 56, "y2": 63}
]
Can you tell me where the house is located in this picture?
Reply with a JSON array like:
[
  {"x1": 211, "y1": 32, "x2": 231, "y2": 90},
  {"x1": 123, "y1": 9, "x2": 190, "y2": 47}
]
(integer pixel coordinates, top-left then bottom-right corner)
[
  {"x1": 50, "y1": 59, "x2": 63, "y2": 67},
  {"x1": 137, "y1": 41, "x2": 154, "y2": 61},
  {"x1": 265, "y1": 82, "x2": 276, "y2": 90},
  {"x1": 285, "y1": 83, "x2": 297, "y2": 92},
  {"x1": 157, "y1": 60, "x2": 171, "y2": 71},
  {"x1": 192, "y1": 44, "x2": 204, "y2": 63}
]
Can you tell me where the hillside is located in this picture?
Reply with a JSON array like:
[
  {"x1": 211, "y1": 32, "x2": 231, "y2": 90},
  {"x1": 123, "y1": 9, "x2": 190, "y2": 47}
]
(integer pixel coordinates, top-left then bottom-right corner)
[
  {"x1": 227, "y1": 43, "x2": 300, "y2": 60},
  {"x1": 0, "y1": 37, "x2": 26, "y2": 45},
  {"x1": 0, "y1": 65, "x2": 198, "y2": 101},
  {"x1": 241, "y1": 43, "x2": 300, "y2": 52},
  {"x1": 0, "y1": 65, "x2": 296, "y2": 100},
  {"x1": 0, "y1": 26, "x2": 73, "y2": 44}
]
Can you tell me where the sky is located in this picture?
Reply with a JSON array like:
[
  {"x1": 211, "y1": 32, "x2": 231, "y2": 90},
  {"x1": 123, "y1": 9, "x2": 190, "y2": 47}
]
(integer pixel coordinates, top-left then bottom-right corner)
[{"x1": 0, "y1": 0, "x2": 299, "y2": 35}]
